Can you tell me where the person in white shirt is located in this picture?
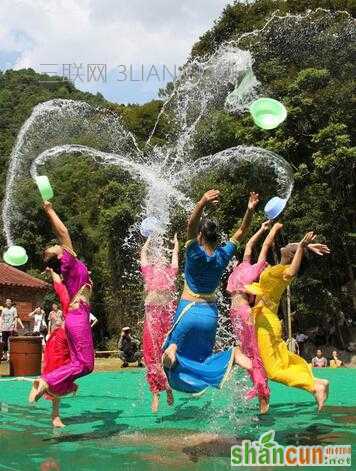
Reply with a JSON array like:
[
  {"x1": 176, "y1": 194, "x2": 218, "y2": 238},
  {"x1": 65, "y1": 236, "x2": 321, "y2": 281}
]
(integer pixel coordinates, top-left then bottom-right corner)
[
  {"x1": 29, "y1": 307, "x2": 47, "y2": 336},
  {"x1": 48, "y1": 303, "x2": 63, "y2": 334},
  {"x1": 1, "y1": 299, "x2": 23, "y2": 357}
]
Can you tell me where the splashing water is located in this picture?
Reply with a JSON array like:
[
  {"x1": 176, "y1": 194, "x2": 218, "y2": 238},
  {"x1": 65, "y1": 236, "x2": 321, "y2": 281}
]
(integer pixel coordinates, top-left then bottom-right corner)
[
  {"x1": 0, "y1": 12, "x2": 308, "y2": 367},
  {"x1": 2, "y1": 99, "x2": 143, "y2": 246},
  {"x1": 2, "y1": 59, "x2": 294, "y2": 252},
  {"x1": 4, "y1": 8, "x2": 351, "y2": 366}
]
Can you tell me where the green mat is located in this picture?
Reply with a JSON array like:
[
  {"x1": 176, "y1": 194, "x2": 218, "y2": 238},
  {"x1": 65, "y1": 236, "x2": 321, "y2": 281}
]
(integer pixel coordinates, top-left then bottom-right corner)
[{"x1": 0, "y1": 368, "x2": 355, "y2": 470}]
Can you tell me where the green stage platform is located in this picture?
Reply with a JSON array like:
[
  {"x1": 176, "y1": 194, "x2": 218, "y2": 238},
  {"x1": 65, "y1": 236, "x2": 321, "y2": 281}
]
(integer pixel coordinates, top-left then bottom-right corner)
[{"x1": 0, "y1": 368, "x2": 355, "y2": 470}]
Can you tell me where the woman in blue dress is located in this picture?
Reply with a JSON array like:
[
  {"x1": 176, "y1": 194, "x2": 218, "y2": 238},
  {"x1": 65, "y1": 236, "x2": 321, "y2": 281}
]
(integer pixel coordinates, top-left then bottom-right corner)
[{"x1": 162, "y1": 189, "x2": 259, "y2": 394}]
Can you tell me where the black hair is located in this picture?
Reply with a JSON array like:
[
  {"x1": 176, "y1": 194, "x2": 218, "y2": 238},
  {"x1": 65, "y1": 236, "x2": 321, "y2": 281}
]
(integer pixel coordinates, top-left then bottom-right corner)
[
  {"x1": 45, "y1": 256, "x2": 61, "y2": 274},
  {"x1": 198, "y1": 218, "x2": 219, "y2": 245}
]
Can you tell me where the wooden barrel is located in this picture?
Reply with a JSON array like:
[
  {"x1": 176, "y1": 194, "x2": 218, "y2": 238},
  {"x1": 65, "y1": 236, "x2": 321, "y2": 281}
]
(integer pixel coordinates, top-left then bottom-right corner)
[{"x1": 9, "y1": 336, "x2": 42, "y2": 376}]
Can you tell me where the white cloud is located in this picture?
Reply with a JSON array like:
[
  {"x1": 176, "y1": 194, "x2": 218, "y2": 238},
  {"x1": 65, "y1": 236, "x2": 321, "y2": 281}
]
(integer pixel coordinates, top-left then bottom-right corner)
[{"x1": 0, "y1": 0, "x2": 232, "y2": 102}]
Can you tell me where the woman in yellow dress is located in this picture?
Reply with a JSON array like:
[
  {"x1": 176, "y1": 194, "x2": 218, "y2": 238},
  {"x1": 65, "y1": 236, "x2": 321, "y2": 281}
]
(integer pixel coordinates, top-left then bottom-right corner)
[{"x1": 247, "y1": 230, "x2": 330, "y2": 411}]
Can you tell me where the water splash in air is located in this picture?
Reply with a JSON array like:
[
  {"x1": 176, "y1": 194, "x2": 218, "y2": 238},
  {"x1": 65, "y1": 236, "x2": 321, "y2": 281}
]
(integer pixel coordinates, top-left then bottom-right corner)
[{"x1": 5, "y1": 8, "x2": 353, "y2": 357}]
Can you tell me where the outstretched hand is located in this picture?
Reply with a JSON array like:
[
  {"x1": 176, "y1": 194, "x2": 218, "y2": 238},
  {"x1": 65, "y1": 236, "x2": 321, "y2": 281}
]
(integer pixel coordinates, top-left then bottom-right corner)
[
  {"x1": 43, "y1": 201, "x2": 53, "y2": 212},
  {"x1": 261, "y1": 220, "x2": 272, "y2": 231},
  {"x1": 300, "y1": 231, "x2": 317, "y2": 247},
  {"x1": 248, "y1": 192, "x2": 259, "y2": 210},
  {"x1": 201, "y1": 189, "x2": 220, "y2": 207},
  {"x1": 308, "y1": 243, "x2": 330, "y2": 256}
]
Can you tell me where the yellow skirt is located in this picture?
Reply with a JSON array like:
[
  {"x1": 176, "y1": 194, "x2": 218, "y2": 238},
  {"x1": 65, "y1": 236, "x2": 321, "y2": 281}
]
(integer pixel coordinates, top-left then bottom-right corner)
[{"x1": 254, "y1": 305, "x2": 315, "y2": 393}]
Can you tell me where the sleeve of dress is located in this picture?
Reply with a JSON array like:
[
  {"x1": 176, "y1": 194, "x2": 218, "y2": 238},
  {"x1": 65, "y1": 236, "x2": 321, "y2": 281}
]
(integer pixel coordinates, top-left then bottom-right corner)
[
  {"x1": 140, "y1": 265, "x2": 152, "y2": 278},
  {"x1": 59, "y1": 247, "x2": 78, "y2": 278},
  {"x1": 252, "y1": 259, "x2": 269, "y2": 279},
  {"x1": 53, "y1": 282, "x2": 70, "y2": 316},
  {"x1": 185, "y1": 240, "x2": 205, "y2": 261},
  {"x1": 220, "y1": 241, "x2": 239, "y2": 262}
]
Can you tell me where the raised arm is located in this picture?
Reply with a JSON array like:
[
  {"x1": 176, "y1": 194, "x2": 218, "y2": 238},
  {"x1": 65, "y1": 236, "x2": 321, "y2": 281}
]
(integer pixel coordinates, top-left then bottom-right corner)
[
  {"x1": 284, "y1": 232, "x2": 316, "y2": 279},
  {"x1": 187, "y1": 190, "x2": 220, "y2": 240},
  {"x1": 43, "y1": 201, "x2": 73, "y2": 250},
  {"x1": 258, "y1": 222, "x2": 283, "y2": 262},
  {"x1": 231, "y1": 192, "x2": 259, "y2": 243},
  {"x1": 11, "y1": 307, "x2": 23, "y2": 330},
  {"x1": 140, "y1": 237, "x2": 151, "y2": 267},
  {"x1": 28, "y1": 308, "x2": 39, "y2": 318},
  {"x1": 171, "y1": 233, "x2": 179, "y2": 269},
  {"x1": 45, "y1": 266, "x2": 62, "y2": 284},
  {"x1": 244, "y1": 221, "x2": 271, "y2": 261}
]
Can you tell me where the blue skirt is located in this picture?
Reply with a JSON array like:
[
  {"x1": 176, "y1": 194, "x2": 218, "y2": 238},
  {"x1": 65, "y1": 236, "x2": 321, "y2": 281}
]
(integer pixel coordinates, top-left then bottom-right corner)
[{"x1": 163, "y1": 299, "x2": 234, "y2": 394}]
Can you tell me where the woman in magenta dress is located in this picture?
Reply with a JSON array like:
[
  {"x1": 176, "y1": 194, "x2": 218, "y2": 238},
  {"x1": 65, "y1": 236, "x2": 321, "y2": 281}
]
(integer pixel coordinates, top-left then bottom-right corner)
[
  {"x1": 141, "y1": 234, "x2": 179, "y2": 412},
  {"x1": 227, "y1": 221, "x2": 283, "y2": 414},
  {"x1": 29, "y1": 201, "x2": 94, "y2": 403}
]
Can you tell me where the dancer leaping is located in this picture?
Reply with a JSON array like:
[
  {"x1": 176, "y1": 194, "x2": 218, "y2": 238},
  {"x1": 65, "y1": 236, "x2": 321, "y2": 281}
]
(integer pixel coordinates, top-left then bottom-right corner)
[
  {"x1": 141, "y1": 234, "x2": 179, "y2": 412},
  {"x1": 162, "y1": 189, "x2": 257, "y2": 394},
  {"x1": 247, "y1": 228, "x2": 330, "y2": 411},
  {"x1": 227, "y1": 221, "x2": 283, "y2": 414},
  {"x1": 29, "y1": 201, "x2": 94, "y2": 402}
]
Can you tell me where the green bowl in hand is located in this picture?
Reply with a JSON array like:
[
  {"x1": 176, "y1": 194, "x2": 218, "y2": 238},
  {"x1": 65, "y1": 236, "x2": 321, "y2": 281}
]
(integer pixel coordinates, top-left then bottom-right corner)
[{"x1": 35, "y1": 176, "x2": 54, "y2": 201}]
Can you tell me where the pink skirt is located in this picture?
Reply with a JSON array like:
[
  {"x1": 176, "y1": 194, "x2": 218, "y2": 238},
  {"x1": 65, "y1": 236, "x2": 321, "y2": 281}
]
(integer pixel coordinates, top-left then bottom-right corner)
[
  {"x1": 230, "y1": 305, "x2": 270, "y2": 400},
  {"x1": 143, "y1": 302, "x2": 175, "y2": 393}
]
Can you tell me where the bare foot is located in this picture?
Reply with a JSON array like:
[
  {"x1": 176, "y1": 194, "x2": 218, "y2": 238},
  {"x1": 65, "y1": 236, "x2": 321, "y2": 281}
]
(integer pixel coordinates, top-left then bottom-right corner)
[
  {"x1": 259, "y1": 397, "x2": 269, "y2": 415},
  {"x1": 166, "y1": 389, "x2": 174, "y2": 406},
  {"x1": 162, "y1": 344, "x2": 177, "y2": 369},
  {"x1": 151, "y1": 393, "x2": 159, "y2": 413},
  {"x1": 29, "y1": 379, "x2": 40, "y2": 403},
  {"x1": 52, "y1": 416, "x2": 65, "y2": 428},
  {"x1": 29, "y1": 378, "x2": 48, "y2": 403},
  {"x1": 314, "y1": 379, "x2": 329, "y2": 411},
  {"x1": 233, "y1": 347, "x2": 252, "y2": 370}
]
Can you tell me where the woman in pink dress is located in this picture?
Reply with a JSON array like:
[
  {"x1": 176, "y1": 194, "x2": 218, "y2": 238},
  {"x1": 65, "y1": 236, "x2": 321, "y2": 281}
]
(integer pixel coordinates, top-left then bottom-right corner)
[
  {"x1": 227, "y1": 221, "x2": 283, "y2": 414},
  {"x1": 29, "y1": 201, "x2": 94, "y2": 403},
  {"x1": 140, "y1": 234, "x2": 179, "y2": 413}
]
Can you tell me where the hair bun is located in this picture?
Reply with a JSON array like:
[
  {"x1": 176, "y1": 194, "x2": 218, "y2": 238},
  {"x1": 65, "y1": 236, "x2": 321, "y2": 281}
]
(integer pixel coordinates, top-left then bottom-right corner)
[{"x1": 198, "y1": 218, "x2": 219, "y2": 245}]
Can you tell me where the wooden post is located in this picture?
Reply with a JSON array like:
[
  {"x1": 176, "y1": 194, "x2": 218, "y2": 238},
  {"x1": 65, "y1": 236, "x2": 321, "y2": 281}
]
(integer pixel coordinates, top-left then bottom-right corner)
[{"x1": 287, "y1": 285, "x2": 292, "y2": 340}]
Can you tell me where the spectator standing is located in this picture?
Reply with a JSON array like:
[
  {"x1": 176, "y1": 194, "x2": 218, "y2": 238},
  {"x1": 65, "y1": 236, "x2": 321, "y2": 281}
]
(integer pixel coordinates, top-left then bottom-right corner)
[
  {"x1": 29, "y1": 306, "x2": 47, "y2": 337},
  {"x1": 48, "y1": 303, "x2": 63, "y2": 335},
  {"x1": 0, "y1": 299, "x2": 23, "y2": 358}
]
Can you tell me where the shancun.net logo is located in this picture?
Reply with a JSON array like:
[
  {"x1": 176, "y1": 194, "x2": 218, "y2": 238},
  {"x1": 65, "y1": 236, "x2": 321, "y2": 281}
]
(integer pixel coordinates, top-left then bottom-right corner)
[{"x1": 231, "y1": 430, "x2": 351, "y2": 467}]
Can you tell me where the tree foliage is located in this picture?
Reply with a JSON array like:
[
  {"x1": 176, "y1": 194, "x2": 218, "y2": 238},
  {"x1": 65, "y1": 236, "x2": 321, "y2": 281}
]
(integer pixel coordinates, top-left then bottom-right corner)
[{"x1": 0, "y1": 1, "x2": 354, "y2": 349}]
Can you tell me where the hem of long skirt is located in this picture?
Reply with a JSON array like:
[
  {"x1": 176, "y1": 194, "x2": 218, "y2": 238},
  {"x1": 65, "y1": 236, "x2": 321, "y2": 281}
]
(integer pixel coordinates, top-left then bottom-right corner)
[
  {"x1": 218, "y1": 347, "x2": 235, "y2": 389},
  {"x1": 191, "y1": 388, "x2": 208, "y2": 397}
]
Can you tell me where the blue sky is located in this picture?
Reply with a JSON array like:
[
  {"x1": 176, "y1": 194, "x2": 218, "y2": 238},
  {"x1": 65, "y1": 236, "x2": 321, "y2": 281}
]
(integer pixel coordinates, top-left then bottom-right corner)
[{"x1": 0, "y1": 0, "x2": 232, "y2": 104}]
